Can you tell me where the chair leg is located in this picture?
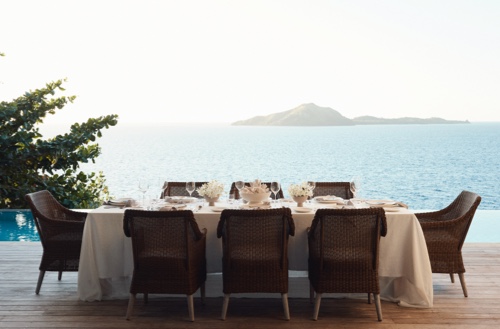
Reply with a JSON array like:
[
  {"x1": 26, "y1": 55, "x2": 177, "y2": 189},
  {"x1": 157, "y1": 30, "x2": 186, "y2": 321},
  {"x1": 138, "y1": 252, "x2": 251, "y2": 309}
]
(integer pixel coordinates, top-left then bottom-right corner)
[
  {"x1": 449, "y1": 273, "x2": 455, "y2": 283},
  {"x1": 221, "y1": 294, "x2": 230, "y2": 320},
  {"x1": 368, "y1": 293, "x2": 372, "y2": 304},
  {"x1": 126, "y1": 293, "x2": 136, "y2": 320},
  {"x1": 312, "y1": 293, "x2": 322, "y2": 321},
  {"x1": 144, "y1": 293, "x2": 148, "y2": 304},
  {"x1": 200, "y1": 282, "x2": 206, "y2": 304},
  {"x1": 282, "y1": 293, "x2": 290, "y2": 320},
  {"x1": 458, "y1": 273, "x2": 468, "y2": 297},
  {"x1": 35, "y1": 271, "x2": 45, "y2": 294},
  {"x1": 374, "y1": 293, "x2": 383, "y2": 321},
  {"x1": 309, "y1": 284, "x2": 314, "y2": 304},
  {"x1": 58, "y1": 271, "x2": 62, "y2": 281},
  {"x1": 187, "y1": 294, "x2": 195, "y2": 322}
]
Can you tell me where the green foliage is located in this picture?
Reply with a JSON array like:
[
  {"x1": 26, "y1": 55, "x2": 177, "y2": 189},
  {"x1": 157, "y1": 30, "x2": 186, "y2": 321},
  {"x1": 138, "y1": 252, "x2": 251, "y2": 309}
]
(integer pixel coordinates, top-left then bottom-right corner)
[{"x1": 0, "y1": 79, "x2": 118, "y2": 209}]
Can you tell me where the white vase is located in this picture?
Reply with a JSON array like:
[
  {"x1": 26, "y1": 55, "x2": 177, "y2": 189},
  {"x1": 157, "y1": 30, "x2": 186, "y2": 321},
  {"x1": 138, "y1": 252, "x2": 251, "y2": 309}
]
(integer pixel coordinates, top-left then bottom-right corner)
[
  {"x1": 292, "y1": 196, "x2": 308, "y2": 207},
  {"x1": 204, "y1": 196, "x2": 219, "y2": 207}
]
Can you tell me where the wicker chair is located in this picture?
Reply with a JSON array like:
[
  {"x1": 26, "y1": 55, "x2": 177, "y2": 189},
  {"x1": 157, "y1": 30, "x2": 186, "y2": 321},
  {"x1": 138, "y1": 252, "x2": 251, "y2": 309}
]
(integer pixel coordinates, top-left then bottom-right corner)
[
  {"x1": 308, "y1": 208, "x2": 387, "y2": 321},
  {"x1": 312, "y1": 182, "x2": 354, "y2": 199},
  {"x1": 123, "y1": 209, "x2": 207, "y2": 321},
  {"x1": 162, "y1": 182, "x2": 207, "y2": 198},
  {"x1": 415, "y1": 190, "x2": 481, "y2": 297},
  {"x1": 217, "y1": 208, "x2": 295, "y2": 320},
  {"x1": 24, "y1": 190, "x2": 87, "y2": 294},
  {"x1": 229, "y1": 182, "x2": 285, "y2": 200}
]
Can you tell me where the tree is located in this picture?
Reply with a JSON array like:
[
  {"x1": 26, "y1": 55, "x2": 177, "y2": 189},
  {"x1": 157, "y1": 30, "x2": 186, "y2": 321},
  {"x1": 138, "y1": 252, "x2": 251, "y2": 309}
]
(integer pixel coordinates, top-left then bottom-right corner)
[{"x1": 0, "y1": 79, "x2": 118, "y2": 209}]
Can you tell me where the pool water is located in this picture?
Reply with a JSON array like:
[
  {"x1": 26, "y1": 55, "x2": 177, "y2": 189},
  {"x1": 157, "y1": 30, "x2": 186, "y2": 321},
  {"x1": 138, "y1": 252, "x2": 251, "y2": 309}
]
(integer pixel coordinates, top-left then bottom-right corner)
[
  {"x1": 0, "y1": 210, "x2": 498, "y2": 242},
  {"x1": 0, "y1": 210, "x2": 39, "y2": 242}
]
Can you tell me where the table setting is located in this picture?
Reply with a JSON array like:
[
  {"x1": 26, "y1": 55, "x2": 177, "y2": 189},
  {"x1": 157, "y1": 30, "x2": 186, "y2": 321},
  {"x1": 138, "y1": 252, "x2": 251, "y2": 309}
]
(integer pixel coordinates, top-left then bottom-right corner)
[{"x1": 78, "y1": 179, "x2": 431, "y2": 308}]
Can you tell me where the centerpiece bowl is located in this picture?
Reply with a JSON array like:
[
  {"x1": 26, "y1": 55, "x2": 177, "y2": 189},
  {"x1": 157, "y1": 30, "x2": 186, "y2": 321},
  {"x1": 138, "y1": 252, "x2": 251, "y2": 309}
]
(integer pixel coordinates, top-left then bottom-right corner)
[{"x1": 240, "y1": 192, "x2": 272, "y2": 205}]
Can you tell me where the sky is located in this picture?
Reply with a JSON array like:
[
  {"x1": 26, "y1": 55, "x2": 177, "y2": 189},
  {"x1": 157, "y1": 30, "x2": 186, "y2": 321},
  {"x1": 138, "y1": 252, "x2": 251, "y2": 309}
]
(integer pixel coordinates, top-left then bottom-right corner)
[{"x1": 1, "y1": 0, "x2": 499, "y2": 125}]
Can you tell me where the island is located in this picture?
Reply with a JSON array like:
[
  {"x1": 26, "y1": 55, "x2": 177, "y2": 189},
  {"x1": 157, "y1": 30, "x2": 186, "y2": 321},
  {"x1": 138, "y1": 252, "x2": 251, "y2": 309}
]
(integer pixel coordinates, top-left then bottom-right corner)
[{"x1": 231, "y1": 103, "x2": 470, "y2": 126}]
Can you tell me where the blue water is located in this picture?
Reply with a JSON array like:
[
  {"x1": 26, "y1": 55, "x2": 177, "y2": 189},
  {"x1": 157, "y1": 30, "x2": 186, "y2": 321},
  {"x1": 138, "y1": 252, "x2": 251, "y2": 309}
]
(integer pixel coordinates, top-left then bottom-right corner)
[
  {"x1": 78, "y1": 122, "x2": 499, "y2": 210},
  {"x1": 0, "y1": 210, "x2": 37, "y2": 242}
]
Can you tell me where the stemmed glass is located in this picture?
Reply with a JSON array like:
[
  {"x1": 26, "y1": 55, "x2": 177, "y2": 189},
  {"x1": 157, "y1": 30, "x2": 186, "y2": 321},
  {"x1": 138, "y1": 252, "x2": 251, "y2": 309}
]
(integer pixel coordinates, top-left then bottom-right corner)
[
  {"x1": 307, "y1": 181, "x2": 316, "y2": 201},
  {"x1": 186, "y1": 181, "x2": 196, "y2": 198},
  {"x1": 270, "y1": 181, "x2": 281, "y2": 203},
  {"x1": 138, "y1": 181, "x2": 149, "y2": 207},
  {"x1": 350, "y1": 176, "x2": 361, "y2": 199},
  {"x1": 235, "y1": 181, "x2": 245, "y2": 202}
]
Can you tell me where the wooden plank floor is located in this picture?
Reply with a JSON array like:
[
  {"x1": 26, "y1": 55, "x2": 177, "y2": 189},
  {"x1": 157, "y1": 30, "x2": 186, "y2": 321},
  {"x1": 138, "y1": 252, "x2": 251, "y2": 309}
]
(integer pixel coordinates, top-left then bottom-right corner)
[{"x1": 1, "y1": 242, "x2": 499, "y2": 328}]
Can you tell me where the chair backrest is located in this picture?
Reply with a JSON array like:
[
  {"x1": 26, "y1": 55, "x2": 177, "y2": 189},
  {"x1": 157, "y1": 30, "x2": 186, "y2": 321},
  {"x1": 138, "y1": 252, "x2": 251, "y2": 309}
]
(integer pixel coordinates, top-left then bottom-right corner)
[
  {"x1": 123, "y1": 209, "x2": 205, "y2": 268},
  {"x1": 25, "y1": 190, "x2": 86, "y2": 246},
  {"x1": 312, "y1": 182, "x2": 353, "y2": 199},
  {"x1": 25, "y1": 190, "x2": 72, "y2": 222},
  {"x1": 217, "y1": 208, "x2": 294, "y2": 268},
  {"x1": 419, "y1": 190, "x2": 481, "y2": 249},
  {"x1": 163, "y1": 182, "x2": 208, "y2": 198},
  {"x1": 308, "y1": 208, "x2": 387, "y2": 271},
  {"x1": 229, "y1": 182, "x2": 285, "y2": 199}
]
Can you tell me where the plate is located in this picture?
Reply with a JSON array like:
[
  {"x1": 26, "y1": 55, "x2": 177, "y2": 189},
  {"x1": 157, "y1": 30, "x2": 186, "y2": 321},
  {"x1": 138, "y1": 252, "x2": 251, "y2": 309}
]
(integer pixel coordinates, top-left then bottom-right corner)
[
  {"x1": 158, "y1": 204, "x2": 187, "y2": 211},
  {"x1": 165, "y1": 196, "x2": 197, "y2": 204},
  {"x1": 211, "y1": 207, "x2": 228, "y2": 213},
  {"x1": 293, "y1": 207, "x2": 313, "y2": 213},
  {"x1": 366, "y1": 200, "x2": 396, "y2": 207},
  {"x1": 313, "y1": 196, "x2": 344, "y2": 204},
  {"x1": 239, "y1": 204, "x2": 271, "y2": 210}
]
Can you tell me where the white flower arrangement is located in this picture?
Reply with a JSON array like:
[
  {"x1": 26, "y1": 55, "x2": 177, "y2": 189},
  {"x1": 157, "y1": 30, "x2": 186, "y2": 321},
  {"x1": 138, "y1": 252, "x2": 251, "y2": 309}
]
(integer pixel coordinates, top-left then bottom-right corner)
[
  {"x1": 288, "y1": 182, "x2": 314, "y2": 197},
  {"x1": 241, "y1": 179, "x2": 270, "y2": 194},
  {"x1": 196, "y1": 180, "x2": 224, "y2": 198}
]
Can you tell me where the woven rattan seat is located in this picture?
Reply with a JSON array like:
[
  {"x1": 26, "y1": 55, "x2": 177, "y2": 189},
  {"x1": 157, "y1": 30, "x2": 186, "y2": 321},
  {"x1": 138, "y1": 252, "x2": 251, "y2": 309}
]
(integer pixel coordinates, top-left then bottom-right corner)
[
  {"x1": 162, "y1": 182, "x2": 207, "y2": 198},
  {"x1": 312, "y1": 182, "x2": 354, "y2": 199},
  {"x1": 123, "y1": 209, "x2": 207, "y2": 321},
  {"x1": 25, "y1": 190, "x2": 87, "y2": 294},
  {"x1": 217, "y1": 208, "x2": 295, "y2": 320},
  {"x1": 415, "y1": 190, "x2": 481, "y2": 297},
  {"x1": 229, "y1": 181, "x2": 285, "y2": 200},
  {"x1": 307, "y1": 208, "x2": 387, "y2": 321}
]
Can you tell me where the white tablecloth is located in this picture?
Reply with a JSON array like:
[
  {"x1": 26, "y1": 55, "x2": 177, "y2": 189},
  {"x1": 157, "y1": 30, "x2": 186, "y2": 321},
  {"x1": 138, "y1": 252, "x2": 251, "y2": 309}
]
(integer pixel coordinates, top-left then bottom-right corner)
[{"x1": 78, "y1": 205, "x2": 433, "y2": 308}]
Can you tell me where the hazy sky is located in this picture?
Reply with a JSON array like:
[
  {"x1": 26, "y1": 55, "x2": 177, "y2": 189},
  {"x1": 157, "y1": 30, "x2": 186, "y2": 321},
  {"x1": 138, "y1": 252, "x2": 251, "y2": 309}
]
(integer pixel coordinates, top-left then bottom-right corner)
[{"x1": 1, "y1": 0, "x2": 499, "y2": 125}]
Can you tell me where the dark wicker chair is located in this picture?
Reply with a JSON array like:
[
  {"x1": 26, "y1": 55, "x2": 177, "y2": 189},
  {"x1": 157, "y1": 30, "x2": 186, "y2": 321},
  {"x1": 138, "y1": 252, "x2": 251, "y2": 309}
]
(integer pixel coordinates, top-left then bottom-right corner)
[
  {"x1": 229, "y1": 182, "x2": 285, "y2": 200},
  {"x1": 163, "y1": 182, "x2": 207, "y2": 198},
  {"x1": 24, "y1": 190, "x2": 87, "y2": 294},
  {"x1": 308, "y1": 208, "x2": 387, "y2": 321},
  {"x1": 217, "y1": 208, "x2": 295, "y2": 320},
  {"x1": 312, "y1": 182, "x2": 354, "y2": 199},
  {"x1": 123, "y1": 209, "x2": 207, "y2": 321},
  {"x1": 415, "y1": 190, "x2": 481, "y2": 297}
]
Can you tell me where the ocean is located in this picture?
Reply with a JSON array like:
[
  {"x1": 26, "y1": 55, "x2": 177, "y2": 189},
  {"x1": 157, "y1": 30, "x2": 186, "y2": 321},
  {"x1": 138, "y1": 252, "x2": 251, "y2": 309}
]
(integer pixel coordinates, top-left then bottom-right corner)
[{"x1": 69, "y1": 122, "x2": 499, "y2": 211}]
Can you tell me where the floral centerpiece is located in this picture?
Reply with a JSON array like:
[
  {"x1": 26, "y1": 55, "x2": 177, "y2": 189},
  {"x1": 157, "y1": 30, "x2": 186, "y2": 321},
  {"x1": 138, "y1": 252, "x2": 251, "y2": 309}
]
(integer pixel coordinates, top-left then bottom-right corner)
[
  {"x1": 197, "y1": 180, "x2": 224, "y2": 206},
  {"x1": 240, "y1": 179, "x2": 271, "y2": 205},
  {"x1": 288, "y1": 182, "x2": 314, "y2": 207}
]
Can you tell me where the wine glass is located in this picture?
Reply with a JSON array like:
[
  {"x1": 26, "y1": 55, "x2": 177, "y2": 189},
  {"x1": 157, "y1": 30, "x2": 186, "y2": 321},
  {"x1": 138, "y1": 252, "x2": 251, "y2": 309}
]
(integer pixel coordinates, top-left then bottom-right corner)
[
  {"x1": 186, "y1": 181, "x2": 196, "y2": 197},
  {"x1": 235, "y1": 180, "x2": 245, "y2": 202},
  {"x1": 270, "y1": 181, "x2": 281, "y2": 202},
  {"x1": 307, "y1": 181, "x2": 316, "y2": 200},
  {"x1": 350, "y1": 176, "x2": 361, "y2": 199},
  {"x1": 137, "y1": 181, "x2": 149, "y2": 207}
]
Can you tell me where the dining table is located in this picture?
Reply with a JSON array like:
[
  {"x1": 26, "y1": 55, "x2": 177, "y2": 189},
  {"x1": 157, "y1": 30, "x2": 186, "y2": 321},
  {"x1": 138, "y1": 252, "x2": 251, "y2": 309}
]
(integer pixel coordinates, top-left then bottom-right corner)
[{"x1": 77, "y1": 198, "x2": 433, "y2": 308}]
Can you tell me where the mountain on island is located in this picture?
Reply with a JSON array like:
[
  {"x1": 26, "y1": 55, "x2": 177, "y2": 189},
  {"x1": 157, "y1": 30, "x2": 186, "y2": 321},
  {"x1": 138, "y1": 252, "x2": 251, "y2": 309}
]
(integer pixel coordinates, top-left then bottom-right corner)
[{"x1": 231, "y1": 103, "x2": 470, "y2": 126}]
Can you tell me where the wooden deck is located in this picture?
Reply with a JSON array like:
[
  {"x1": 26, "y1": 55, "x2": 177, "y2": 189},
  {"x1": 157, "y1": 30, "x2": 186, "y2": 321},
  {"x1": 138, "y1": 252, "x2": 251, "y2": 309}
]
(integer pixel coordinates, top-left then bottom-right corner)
[{"x1": 1, "y1": 242, "x2": 499, "y2": 328}]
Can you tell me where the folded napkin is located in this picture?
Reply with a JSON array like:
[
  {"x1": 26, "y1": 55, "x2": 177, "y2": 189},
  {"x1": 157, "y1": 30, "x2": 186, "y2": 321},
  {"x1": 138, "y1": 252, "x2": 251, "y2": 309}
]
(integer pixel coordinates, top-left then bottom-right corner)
[
  {"x1": 314, "y1": 195, "x2": 345, "y2": 204},
  {"x1": 104, "y1": 198, "x2": 134, "y2": 207},
  {"x1": 159, "y1": 204, "x2": 187, "y2": 211}
]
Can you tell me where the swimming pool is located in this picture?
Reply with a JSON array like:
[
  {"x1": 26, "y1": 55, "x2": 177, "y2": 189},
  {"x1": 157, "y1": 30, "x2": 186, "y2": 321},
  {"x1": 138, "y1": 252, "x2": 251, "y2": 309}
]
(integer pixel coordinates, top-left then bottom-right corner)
[
  {"x1": 0, "y1": 210, "x2": 498, "y2": 242},
  {"x1": 0, "y1": 210, "x2": 38, "y2": 242}
]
